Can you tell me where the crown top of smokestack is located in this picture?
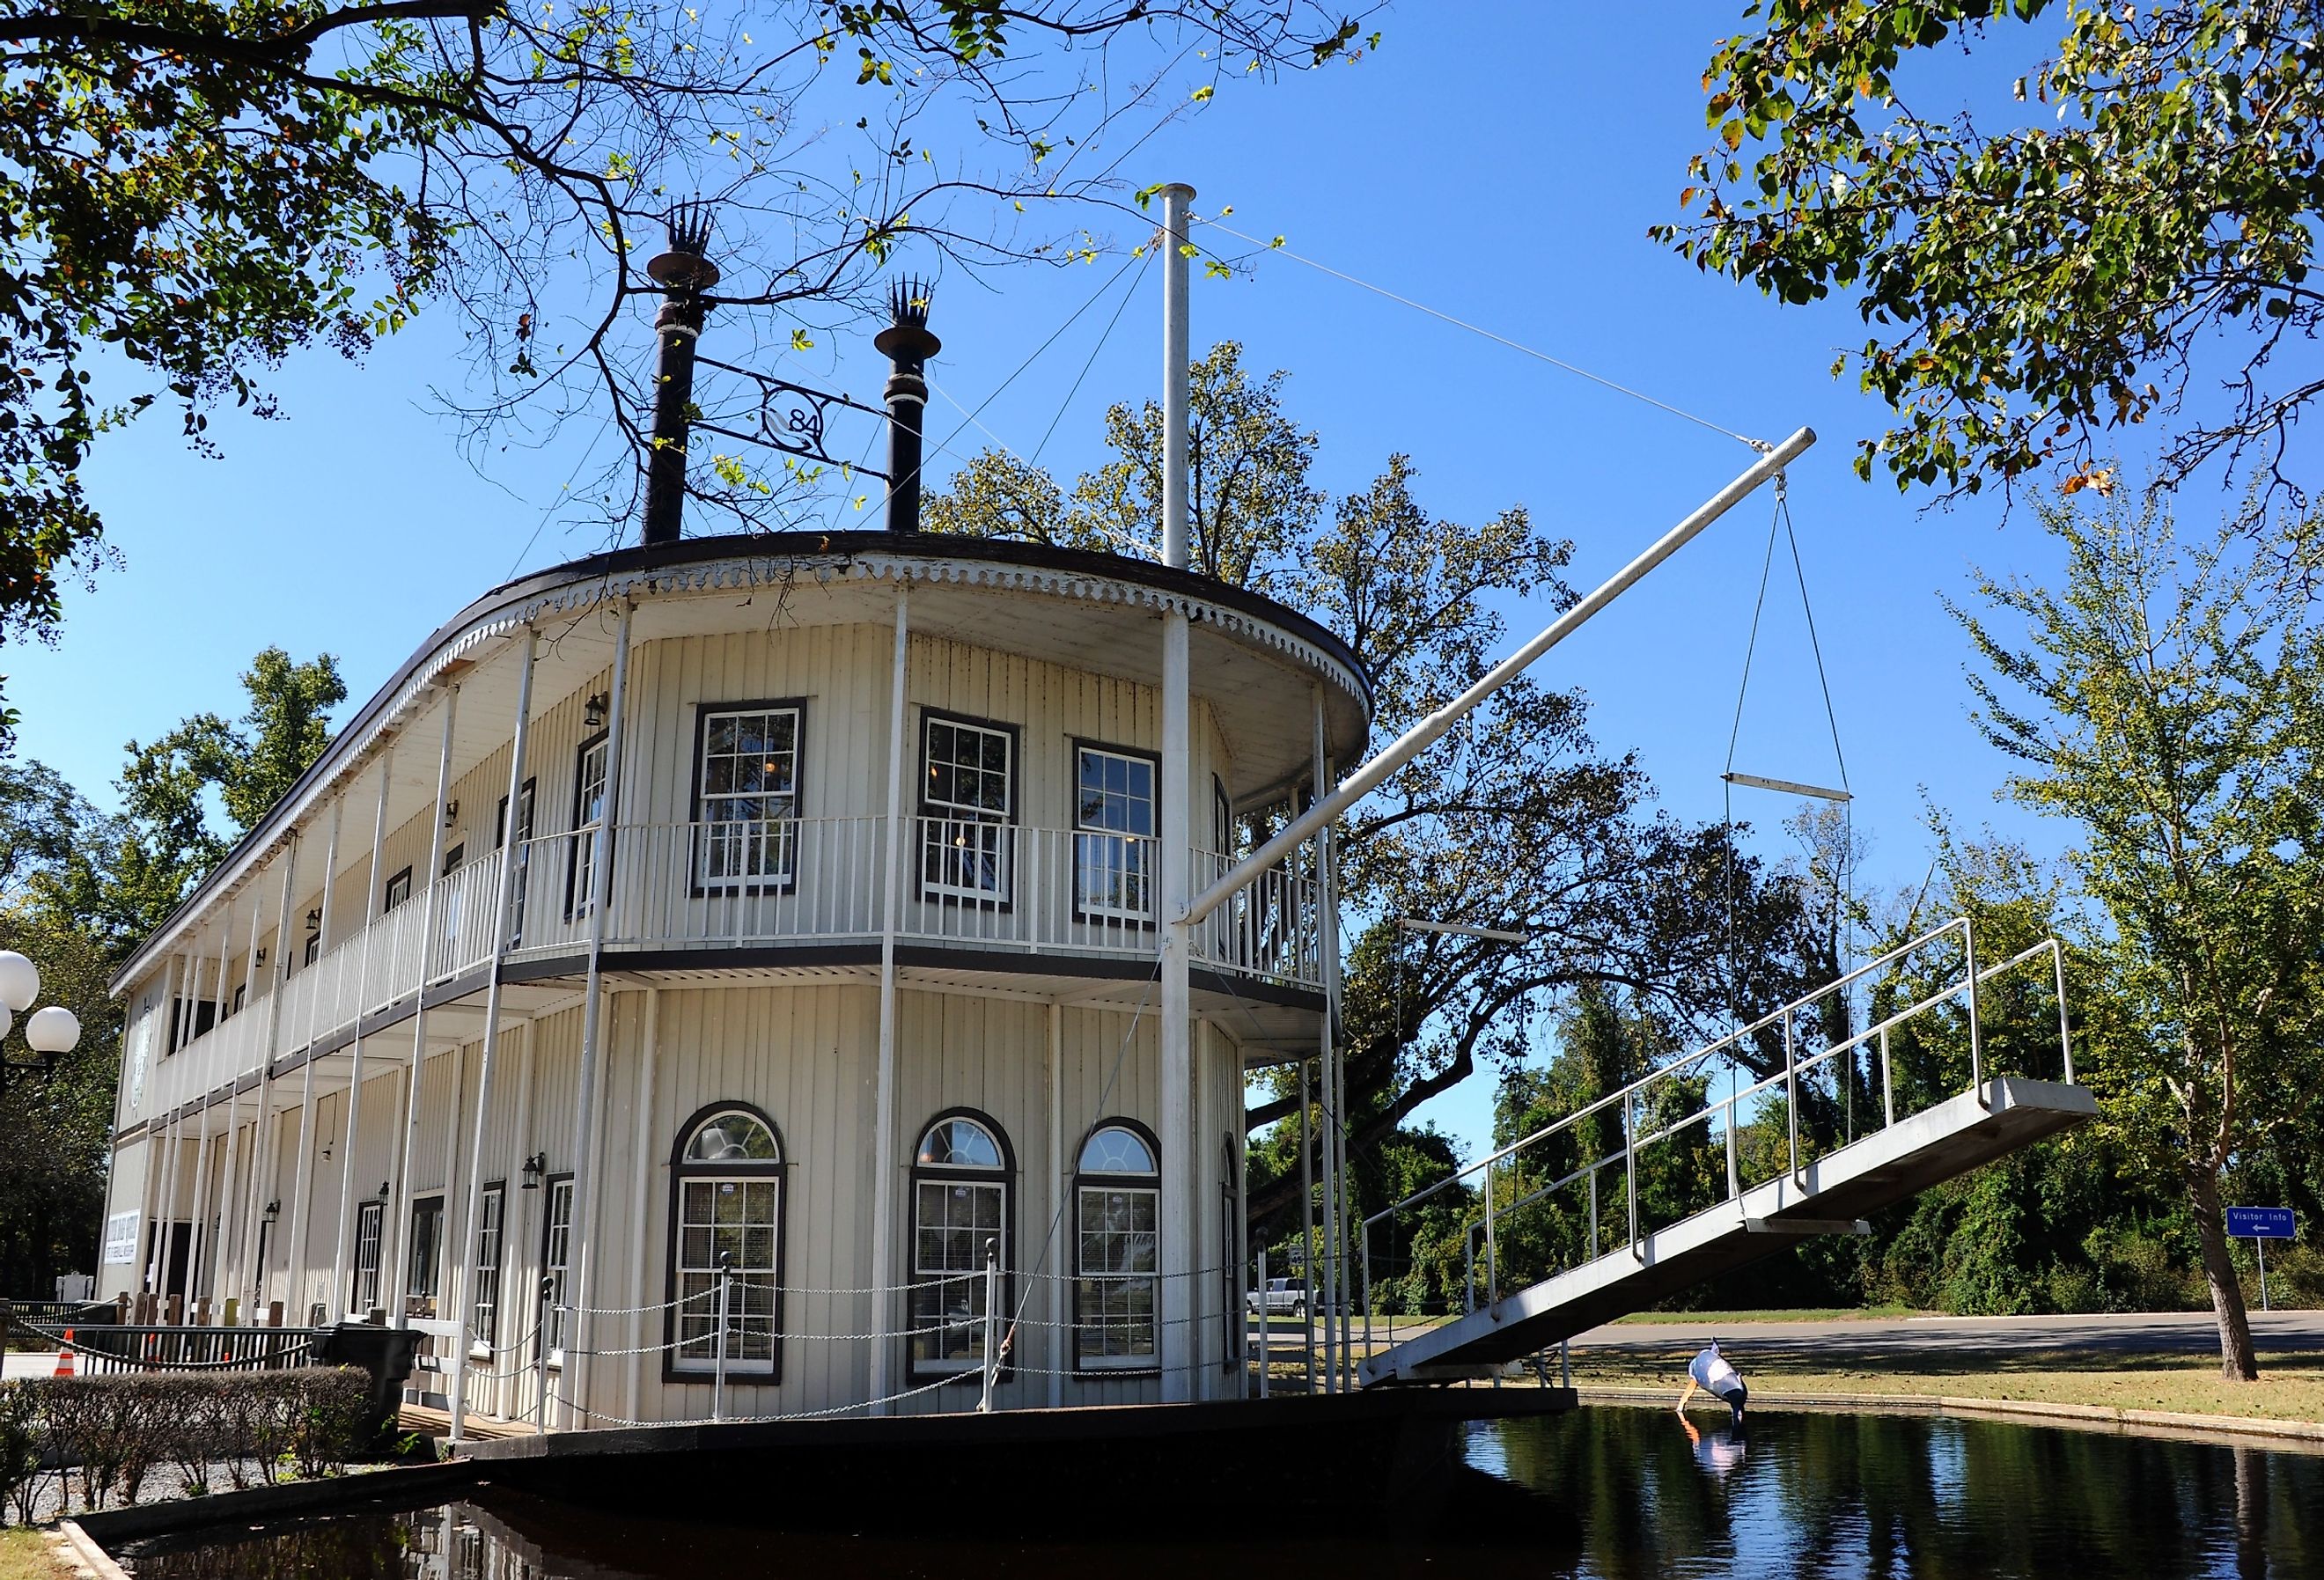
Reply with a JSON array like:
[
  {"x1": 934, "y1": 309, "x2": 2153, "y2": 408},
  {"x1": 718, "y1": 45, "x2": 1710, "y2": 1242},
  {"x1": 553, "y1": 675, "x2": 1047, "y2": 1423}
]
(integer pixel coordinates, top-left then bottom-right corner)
[
  {"x1": 647, "y1": 201, "x2": 722, "y2": 291},
  {"x1": 875, "y1": 276, "x2": 940, "y2": 365}
]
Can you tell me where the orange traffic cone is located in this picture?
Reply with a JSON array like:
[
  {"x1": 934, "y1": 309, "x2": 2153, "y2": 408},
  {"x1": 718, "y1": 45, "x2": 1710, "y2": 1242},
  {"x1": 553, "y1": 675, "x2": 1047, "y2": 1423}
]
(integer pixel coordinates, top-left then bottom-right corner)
[{"x1": 52, "y1": 1328, "x2": 75, "y2": 1378}]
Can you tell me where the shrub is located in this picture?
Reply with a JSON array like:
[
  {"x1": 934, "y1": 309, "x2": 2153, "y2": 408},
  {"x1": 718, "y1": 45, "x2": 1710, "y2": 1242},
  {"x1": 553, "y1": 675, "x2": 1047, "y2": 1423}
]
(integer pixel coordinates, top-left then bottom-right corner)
[
  {"x1": 0, "y1": 1382, "x2": 42, "y2": 1525},
  {"x1": 0, "y1": 1367, "x2": 374, "y2": 1522}
]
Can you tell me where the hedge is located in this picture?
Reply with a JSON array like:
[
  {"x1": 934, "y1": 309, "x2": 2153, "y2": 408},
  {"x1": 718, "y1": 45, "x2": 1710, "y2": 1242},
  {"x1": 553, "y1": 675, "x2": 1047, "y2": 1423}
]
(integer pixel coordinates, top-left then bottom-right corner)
[{"x1": 0, "y1": 1366, "x2": 375, "y2": 1523}]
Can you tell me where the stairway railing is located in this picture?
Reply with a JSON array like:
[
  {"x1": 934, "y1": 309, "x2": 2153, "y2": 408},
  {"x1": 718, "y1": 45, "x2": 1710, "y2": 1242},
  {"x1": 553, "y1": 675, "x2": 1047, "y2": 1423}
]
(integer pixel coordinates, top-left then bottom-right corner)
[{"x1": 1359, "y1": 918, "x2": 2074, "y2": 1354}]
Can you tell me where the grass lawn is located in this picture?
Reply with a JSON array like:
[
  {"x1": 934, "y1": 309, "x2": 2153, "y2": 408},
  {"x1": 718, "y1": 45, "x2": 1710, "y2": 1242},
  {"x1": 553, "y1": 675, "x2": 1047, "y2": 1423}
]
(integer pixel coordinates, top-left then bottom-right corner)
[
  {"x1": 0, "y1": 1529, "x2": 73, "y2": 1580},
  {"x1": 1576, "y1": 1341, "x2": 2324, "y2": 1423}
]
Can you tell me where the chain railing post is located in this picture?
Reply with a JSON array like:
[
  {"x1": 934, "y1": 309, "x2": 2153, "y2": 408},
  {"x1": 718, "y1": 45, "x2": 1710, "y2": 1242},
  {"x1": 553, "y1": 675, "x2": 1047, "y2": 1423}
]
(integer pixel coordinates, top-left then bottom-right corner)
[
  {"x1": 711, "y1": 1253, "x2": 731, "y2": 1424},
  {"x1": 1254, "y1": 1246, "x2": 1269, "y2": 1398},
  {"x1": 533, "y1": 1275, "x2": 552, "y2": 1434},
  {"x1": 977, "y1": 1238, "x2": 999, "y2": 1414},
  {"x1": 1588, "y1": 1165, "x2": 1599, "y2": 1260},
  {"x1": 1358, "y1": 1230, "x2": 1372, "y2": 1373}
]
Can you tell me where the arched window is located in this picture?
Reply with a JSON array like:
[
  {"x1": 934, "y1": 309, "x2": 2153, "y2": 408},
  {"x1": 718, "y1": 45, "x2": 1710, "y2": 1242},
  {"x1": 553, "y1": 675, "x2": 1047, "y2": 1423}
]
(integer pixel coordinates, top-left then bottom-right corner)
[
  {"x1": 1073, "y1": 1120, "x2": 1159, "y2": 1371},
  {"x1": 666, "y1": 1105, "x2": 783, "y2": 1378},
  {"x1": 908, "y1": 1111, "x2": 1012, "y2": 1381}
]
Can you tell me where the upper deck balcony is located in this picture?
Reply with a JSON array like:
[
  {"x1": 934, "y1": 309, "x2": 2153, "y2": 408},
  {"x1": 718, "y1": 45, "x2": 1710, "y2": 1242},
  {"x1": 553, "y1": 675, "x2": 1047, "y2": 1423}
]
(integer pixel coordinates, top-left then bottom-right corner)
[{"x1": 114, "y1": 532, "x2": 1368, "y2": 1127}]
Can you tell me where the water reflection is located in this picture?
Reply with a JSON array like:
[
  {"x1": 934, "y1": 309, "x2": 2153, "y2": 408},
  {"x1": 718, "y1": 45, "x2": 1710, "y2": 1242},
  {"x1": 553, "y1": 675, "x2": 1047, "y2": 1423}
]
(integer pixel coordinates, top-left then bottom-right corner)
[
  {"x1": 114, "y1": 1409, "x2": 2320, "y2": 1580},
  {"x1": 1479, "y1": 1407, "x2": 2322, "y2": 1579}
]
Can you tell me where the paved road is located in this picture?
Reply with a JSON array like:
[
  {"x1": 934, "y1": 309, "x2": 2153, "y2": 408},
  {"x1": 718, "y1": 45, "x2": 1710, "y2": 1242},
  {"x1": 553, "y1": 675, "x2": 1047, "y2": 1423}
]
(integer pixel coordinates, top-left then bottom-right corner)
[{"x1": 1563, "y1": 1309, "x2": 2324, "y2": 1360}]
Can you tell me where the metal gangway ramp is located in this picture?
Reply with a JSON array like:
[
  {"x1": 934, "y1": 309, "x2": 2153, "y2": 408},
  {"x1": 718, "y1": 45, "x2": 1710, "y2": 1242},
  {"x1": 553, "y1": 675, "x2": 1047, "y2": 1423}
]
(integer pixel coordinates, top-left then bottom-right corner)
[{"x1": 1357, "y1": 920, "x2": 2097, "y2": 1386}]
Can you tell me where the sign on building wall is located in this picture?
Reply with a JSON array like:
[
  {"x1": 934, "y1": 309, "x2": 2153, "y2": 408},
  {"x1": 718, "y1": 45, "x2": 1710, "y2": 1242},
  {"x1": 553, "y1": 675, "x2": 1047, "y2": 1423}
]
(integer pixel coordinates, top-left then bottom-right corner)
[{"x1": 102, "y1": 1210, "x2": 139, "y2": 1266}]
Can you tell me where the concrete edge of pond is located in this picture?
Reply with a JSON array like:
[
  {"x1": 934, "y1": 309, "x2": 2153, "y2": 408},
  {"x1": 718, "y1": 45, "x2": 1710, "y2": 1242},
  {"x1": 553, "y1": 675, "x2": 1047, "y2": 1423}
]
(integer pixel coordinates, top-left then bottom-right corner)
[
  {"x1": 1577, "y1": 1385, "x2": 2324, "y2": 1451},
  {"x1": 55, "y1": 1519, "x2": 131, "y2": 1580},
  {"x1": 68, "y1": 1460, "x2": 481, "y2": 1548}
]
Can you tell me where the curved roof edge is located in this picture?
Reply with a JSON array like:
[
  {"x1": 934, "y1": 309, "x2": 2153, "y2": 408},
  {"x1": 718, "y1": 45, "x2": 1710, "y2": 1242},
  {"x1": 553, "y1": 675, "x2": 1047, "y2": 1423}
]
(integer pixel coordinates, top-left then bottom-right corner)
[{"x1": 111, "y1": 530, "x2": 1374, "y2": 993}]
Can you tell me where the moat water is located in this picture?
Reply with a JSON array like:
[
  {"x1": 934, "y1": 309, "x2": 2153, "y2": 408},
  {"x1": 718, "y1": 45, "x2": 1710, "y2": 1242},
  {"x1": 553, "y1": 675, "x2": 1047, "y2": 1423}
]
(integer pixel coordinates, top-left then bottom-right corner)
[{"x1": 112, "y1": 1407, "x2": 2322, "y2": 1578}]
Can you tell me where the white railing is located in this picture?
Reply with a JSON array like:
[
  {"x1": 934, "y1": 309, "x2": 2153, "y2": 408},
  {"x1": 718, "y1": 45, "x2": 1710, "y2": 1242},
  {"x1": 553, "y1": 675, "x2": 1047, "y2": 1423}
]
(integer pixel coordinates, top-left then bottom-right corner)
[
  {"x1": 1188, "y1": 846, "x2": 1321, "y2": 992},
  {"x1": 152, "y1": 816, "x2": 1328, "y2": 1101},
  {"x1": 1357, "y1": 919, "x2": 2076, "y2": 1337}
]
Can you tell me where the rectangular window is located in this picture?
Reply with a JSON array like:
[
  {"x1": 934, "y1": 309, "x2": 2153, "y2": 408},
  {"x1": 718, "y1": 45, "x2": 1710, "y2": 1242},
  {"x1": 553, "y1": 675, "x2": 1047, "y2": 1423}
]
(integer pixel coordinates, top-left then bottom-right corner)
[
  {"x1": 382, "y1": 866, "x2": 414, "y2": 914},
  {"x1": 441, "y1": 842, "x2": 465, "y2": 878},
  {"x1": 673, "y1": 1178, "x2": 779, "y2": 1371},
  {"x1": 568, "y1": 734, "x2": 609, "y2": 918},
  {"x1": 406, "y1": 1195, "x2": 445, "y2": 1320},
  {"x1": 1075, "y1": 1185, "x2": 1159, "y2": 1369},
  {"x1": 910, "y1": 1179, "x2": 1004, "y2": 1376},
  {"x1": 470, "y1": 1184, "x2": 504, "y2": 1354},
  {"x1": 1073, "y1": 744, "x2": 1158, "y2": 922},
  {"x1": 352, "y1": 1201, "x2": 384, "y2": 1318},
  {"x1": 303, "y1": 932, "x2": 321, "y2": 967},
  {"x1": 542, "y1": 1176, "x2": 573, "y2": 1366},
  {"x1": 694, "y1": 703, "x2": 803, "y2": 890},
  {"x1": 919, "y1": 714, "x2": 1014, "y2": 901},
  {"x1": 498, "y1": 779, "x2": 535, "y2": 947}
]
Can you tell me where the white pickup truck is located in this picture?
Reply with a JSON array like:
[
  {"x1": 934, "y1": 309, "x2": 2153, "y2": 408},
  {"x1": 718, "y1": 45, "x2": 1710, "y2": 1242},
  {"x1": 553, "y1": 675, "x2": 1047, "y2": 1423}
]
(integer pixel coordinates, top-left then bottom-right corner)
[{"x1": 1245, "y1": 1276, "x2": 1307, "y2": 1318}]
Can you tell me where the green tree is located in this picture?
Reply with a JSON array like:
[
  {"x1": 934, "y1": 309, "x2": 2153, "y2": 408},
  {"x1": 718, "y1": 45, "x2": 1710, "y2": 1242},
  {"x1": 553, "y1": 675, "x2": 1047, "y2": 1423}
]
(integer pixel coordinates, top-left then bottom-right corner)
[
  {"x1": 926, "y1": 345, "x2": 1825, "y2": 1252},
  {"x1": 1951, "y1": 486, "x2": 2324, "y2": 1377},
  {"x1": 0, "y1": 3, "x2": 1369, "y2": 739},
  {"x1": 1656, "y1": 0, "x2": 2324, "y2": 501}
]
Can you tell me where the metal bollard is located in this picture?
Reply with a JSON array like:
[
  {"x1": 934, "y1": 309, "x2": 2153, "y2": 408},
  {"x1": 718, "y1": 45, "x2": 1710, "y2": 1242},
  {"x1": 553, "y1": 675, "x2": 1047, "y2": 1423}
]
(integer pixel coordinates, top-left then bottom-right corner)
[
  {"x1": 712, "y1": 1253, "x2": 732, "y2": 1423},
  {"x1": 977, "y1": 1238, "x2": 999, "y2": 1413},
  {"x1": 534, "y1": 1275, "x2": 554, "y2": 1434}
]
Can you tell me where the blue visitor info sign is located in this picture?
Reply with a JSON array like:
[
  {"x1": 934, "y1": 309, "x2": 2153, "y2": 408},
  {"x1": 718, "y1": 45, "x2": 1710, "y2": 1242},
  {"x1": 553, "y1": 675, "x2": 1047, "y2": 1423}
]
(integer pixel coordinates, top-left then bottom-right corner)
[{"x1": 2226, "y1": 1207, "x2": 2296, "y2": 1239}]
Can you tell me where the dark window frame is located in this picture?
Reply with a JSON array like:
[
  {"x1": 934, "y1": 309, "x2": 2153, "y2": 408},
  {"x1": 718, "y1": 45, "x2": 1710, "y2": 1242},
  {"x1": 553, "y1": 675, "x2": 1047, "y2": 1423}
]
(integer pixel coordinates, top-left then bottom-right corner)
[
  {"x1": 916, "y1": 708, "x2": 1021, "y2": 910},
  {"x1": 1068, "y1": 738, "x2": 1160, "y2": 928},
  {"x1": 1070, "y1": 1116, "x2": 1163, "y2": 1377},
  {"x1": 382, "y1": 866, "x2": 414, "y2": 915},
  {"x1": 660, "y1": 1100, "x2": 789, "y2": 1385},
  {"x1": 539, "y1": 1171, "x2": 574, "y2": 1369},
  {"x1": 470, "y1": 1181, "x2": 506, "y2": 1352},
  {"x1": 497, "y1": 776, "x2": 537, "y2": 949},
  {"x1": 351, "y1": 1199, "x2": 385, "y2": 1319},
  {"x1": 405, "y1": 1193, "x2": 446, "y2": 1320},
  {"x1": 563, "y1": 729, "x2": 611, "y2": 922},
  {"x1": 905, "y1": 1106, "x2": 1017, "y2": 1385},
  {"x1": 688, "y1": 698, "x2": 809, "y2": 898}
]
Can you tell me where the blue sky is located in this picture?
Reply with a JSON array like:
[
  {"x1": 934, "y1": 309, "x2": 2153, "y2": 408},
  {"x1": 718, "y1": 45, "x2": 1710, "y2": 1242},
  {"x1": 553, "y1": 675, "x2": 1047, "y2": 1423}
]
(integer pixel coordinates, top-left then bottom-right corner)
[{"x1": 20, "y1": 3, "x2": 2186, "y2": 1156}]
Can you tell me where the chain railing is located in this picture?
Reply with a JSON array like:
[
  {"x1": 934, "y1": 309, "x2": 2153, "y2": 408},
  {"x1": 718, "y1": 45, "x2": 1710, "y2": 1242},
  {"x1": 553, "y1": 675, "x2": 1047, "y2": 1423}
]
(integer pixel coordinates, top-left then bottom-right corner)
[{"x1": 1359, "y1": 919, "x2": 2075, "y2": 1353}]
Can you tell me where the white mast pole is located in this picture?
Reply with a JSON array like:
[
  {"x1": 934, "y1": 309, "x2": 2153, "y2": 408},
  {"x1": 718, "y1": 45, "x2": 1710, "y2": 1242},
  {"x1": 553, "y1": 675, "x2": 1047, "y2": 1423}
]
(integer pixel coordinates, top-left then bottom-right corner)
[{"x1": 1157, "y1": 179, "x2": 1195, "y2": 1401}]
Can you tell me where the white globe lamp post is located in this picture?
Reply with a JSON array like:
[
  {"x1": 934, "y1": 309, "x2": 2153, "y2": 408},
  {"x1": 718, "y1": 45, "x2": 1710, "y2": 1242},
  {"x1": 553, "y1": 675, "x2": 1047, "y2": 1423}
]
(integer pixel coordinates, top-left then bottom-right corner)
[{"x1": 0, "y1": 951, "x2": 84, "y2": 1092}]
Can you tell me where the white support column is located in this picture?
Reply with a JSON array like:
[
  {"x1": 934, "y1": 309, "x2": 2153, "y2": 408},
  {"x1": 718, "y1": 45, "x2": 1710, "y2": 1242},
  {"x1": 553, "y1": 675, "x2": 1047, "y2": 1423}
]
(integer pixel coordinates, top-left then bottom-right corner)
[
  {"x1": 332, "y1": 748, "x2": 396, "y2": 1314},
  {"x1": 870, "y1": 582, "x2": 910, "y2": 1411},
  {"x1": 285, "y1": 796, "x2": 342, "y2": 1319},
  {"x1": 1158, "y1": 608, "x2": 1193, "y2": 1401},
  {"x1": 243, "y1": 838, "x2": 300, "y2": 1309},
  {"x1": 1312, "y1": 699, "x2": 1338, "y2": 1393},
  {"x1": 506, "y1": 1017, "x2": 538, "y2": 1424},
  {"x1": 563, "y1": 599, "x2": 635, "y2": 1424},
  {"x1": 1156, "y1": 177, "x2": 1195, "y2": 1404},
  {"x1": 185, "y1": 1088, "x2": 215, "y2": 1315},
  {"x1": 450, "y1": 627, "x2": 536, "y2": 1444},
  {"x1": 391, "y1": 684, "x2": 461, "y2": 1330},
  {"x1": 216, "y1": 893, "x2": 264, "y2": 1309},
  {"x1": 1046, "y1": 999, "x2": 1064, "y2": 1409},
  {"x1": 623, "y1": 986, "x2": 660, "y2": 1426},
  {"x1": 1298, "y1": 1058, "x2": 1314, "y2": 1392}
]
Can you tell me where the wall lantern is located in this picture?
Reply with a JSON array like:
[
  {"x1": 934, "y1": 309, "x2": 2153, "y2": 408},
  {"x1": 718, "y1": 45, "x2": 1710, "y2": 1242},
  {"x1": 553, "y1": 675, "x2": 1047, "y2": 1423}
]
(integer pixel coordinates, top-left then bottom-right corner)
[
  {"x1": 584, "y1": 694, "x2": 608, "y2": 730},
  {"x1": 521, "y1": 1152, "x2": 548, "y2": 1191}
]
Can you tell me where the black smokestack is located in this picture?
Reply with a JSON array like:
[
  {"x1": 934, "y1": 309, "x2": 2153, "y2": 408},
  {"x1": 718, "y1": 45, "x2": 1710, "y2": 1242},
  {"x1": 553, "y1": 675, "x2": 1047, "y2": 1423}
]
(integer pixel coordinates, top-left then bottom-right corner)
[
  {"x1": 873, "y1": 279, "x2": 939, "y2": 534},
  {"x1": 641, "y1": 203, "x2": 720, "y2": 547}
]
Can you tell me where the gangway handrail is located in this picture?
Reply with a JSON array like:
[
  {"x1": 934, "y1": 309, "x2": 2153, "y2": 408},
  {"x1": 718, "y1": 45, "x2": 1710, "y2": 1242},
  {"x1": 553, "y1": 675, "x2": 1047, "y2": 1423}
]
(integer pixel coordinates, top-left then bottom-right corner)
[
  {"x1": 1360, "y1": 921, "x2": 2075, "y2": 1333},
  {"x1": 1440, "y1": 936, "x2": 2072, "y2": 1308},
  {"x1": 1364, "y1": 915, "x2": 1977, "y2": 1230}
]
